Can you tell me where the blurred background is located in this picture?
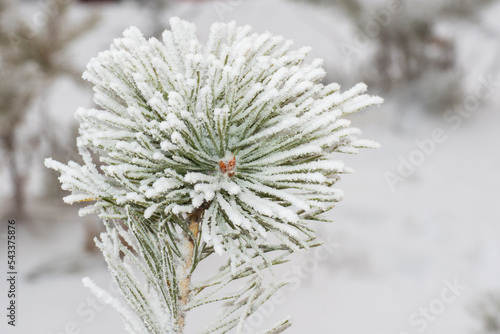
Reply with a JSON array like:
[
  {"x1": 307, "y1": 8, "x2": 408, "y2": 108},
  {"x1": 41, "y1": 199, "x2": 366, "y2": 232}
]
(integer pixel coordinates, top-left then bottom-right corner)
[{"x1": 0, "y1": 0, "x2": 499, "y2": 333}]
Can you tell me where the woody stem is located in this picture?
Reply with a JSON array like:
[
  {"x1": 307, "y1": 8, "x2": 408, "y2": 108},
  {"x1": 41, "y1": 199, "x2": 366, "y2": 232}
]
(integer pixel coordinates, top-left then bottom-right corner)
[{"x1": 178, "y1": 209, "x2": 202, "y2": 332}]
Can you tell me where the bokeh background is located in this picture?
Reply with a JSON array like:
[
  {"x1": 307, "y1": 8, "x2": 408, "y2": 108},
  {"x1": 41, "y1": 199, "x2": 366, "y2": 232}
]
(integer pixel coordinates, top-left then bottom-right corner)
[{"x1": 1, "y1": 0, "x2": 499, "y2": 333}]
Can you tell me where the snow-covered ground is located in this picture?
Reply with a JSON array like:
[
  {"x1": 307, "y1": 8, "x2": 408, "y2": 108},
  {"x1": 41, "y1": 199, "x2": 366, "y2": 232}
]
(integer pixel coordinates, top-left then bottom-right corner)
[{"x1": 1, "y1": 0, "x2": 500, "y2": 333}]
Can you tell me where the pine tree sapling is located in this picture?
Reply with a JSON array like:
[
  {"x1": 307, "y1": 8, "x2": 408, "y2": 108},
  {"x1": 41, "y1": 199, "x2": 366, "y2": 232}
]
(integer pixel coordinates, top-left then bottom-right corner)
[{"x1": 46, "y1": 17, "x2": 383, "y2": 333}]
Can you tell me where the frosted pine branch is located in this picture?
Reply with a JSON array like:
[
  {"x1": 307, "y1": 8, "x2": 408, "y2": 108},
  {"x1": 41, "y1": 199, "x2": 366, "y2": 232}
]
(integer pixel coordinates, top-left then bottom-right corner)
[{"x1": 46, "y1": 17, "x2": 382, "y2": 333}]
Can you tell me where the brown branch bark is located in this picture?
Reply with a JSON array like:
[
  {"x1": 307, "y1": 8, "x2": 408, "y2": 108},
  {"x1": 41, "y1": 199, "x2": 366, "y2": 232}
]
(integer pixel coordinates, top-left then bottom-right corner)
[{"x1": 178, "y1": 206, "x2": 204, "y2": 332}]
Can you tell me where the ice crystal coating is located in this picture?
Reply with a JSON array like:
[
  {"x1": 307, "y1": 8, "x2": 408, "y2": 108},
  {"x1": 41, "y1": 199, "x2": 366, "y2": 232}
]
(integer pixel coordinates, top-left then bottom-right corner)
[{"x1": 46, "y1": 17, "x2": 382, "y2": 265}]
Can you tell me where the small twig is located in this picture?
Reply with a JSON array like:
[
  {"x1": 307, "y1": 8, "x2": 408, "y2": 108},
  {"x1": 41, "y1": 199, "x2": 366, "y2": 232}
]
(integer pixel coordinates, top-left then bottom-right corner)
[{"x1": 178, "y1": 205, "x2": 205, "y2": 332}]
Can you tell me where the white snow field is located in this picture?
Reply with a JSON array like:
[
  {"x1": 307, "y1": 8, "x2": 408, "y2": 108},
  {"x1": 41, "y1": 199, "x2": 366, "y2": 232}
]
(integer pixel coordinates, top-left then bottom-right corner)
[{"x1": 1, "y1": 0, "x2": 499, "y2": 333}]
